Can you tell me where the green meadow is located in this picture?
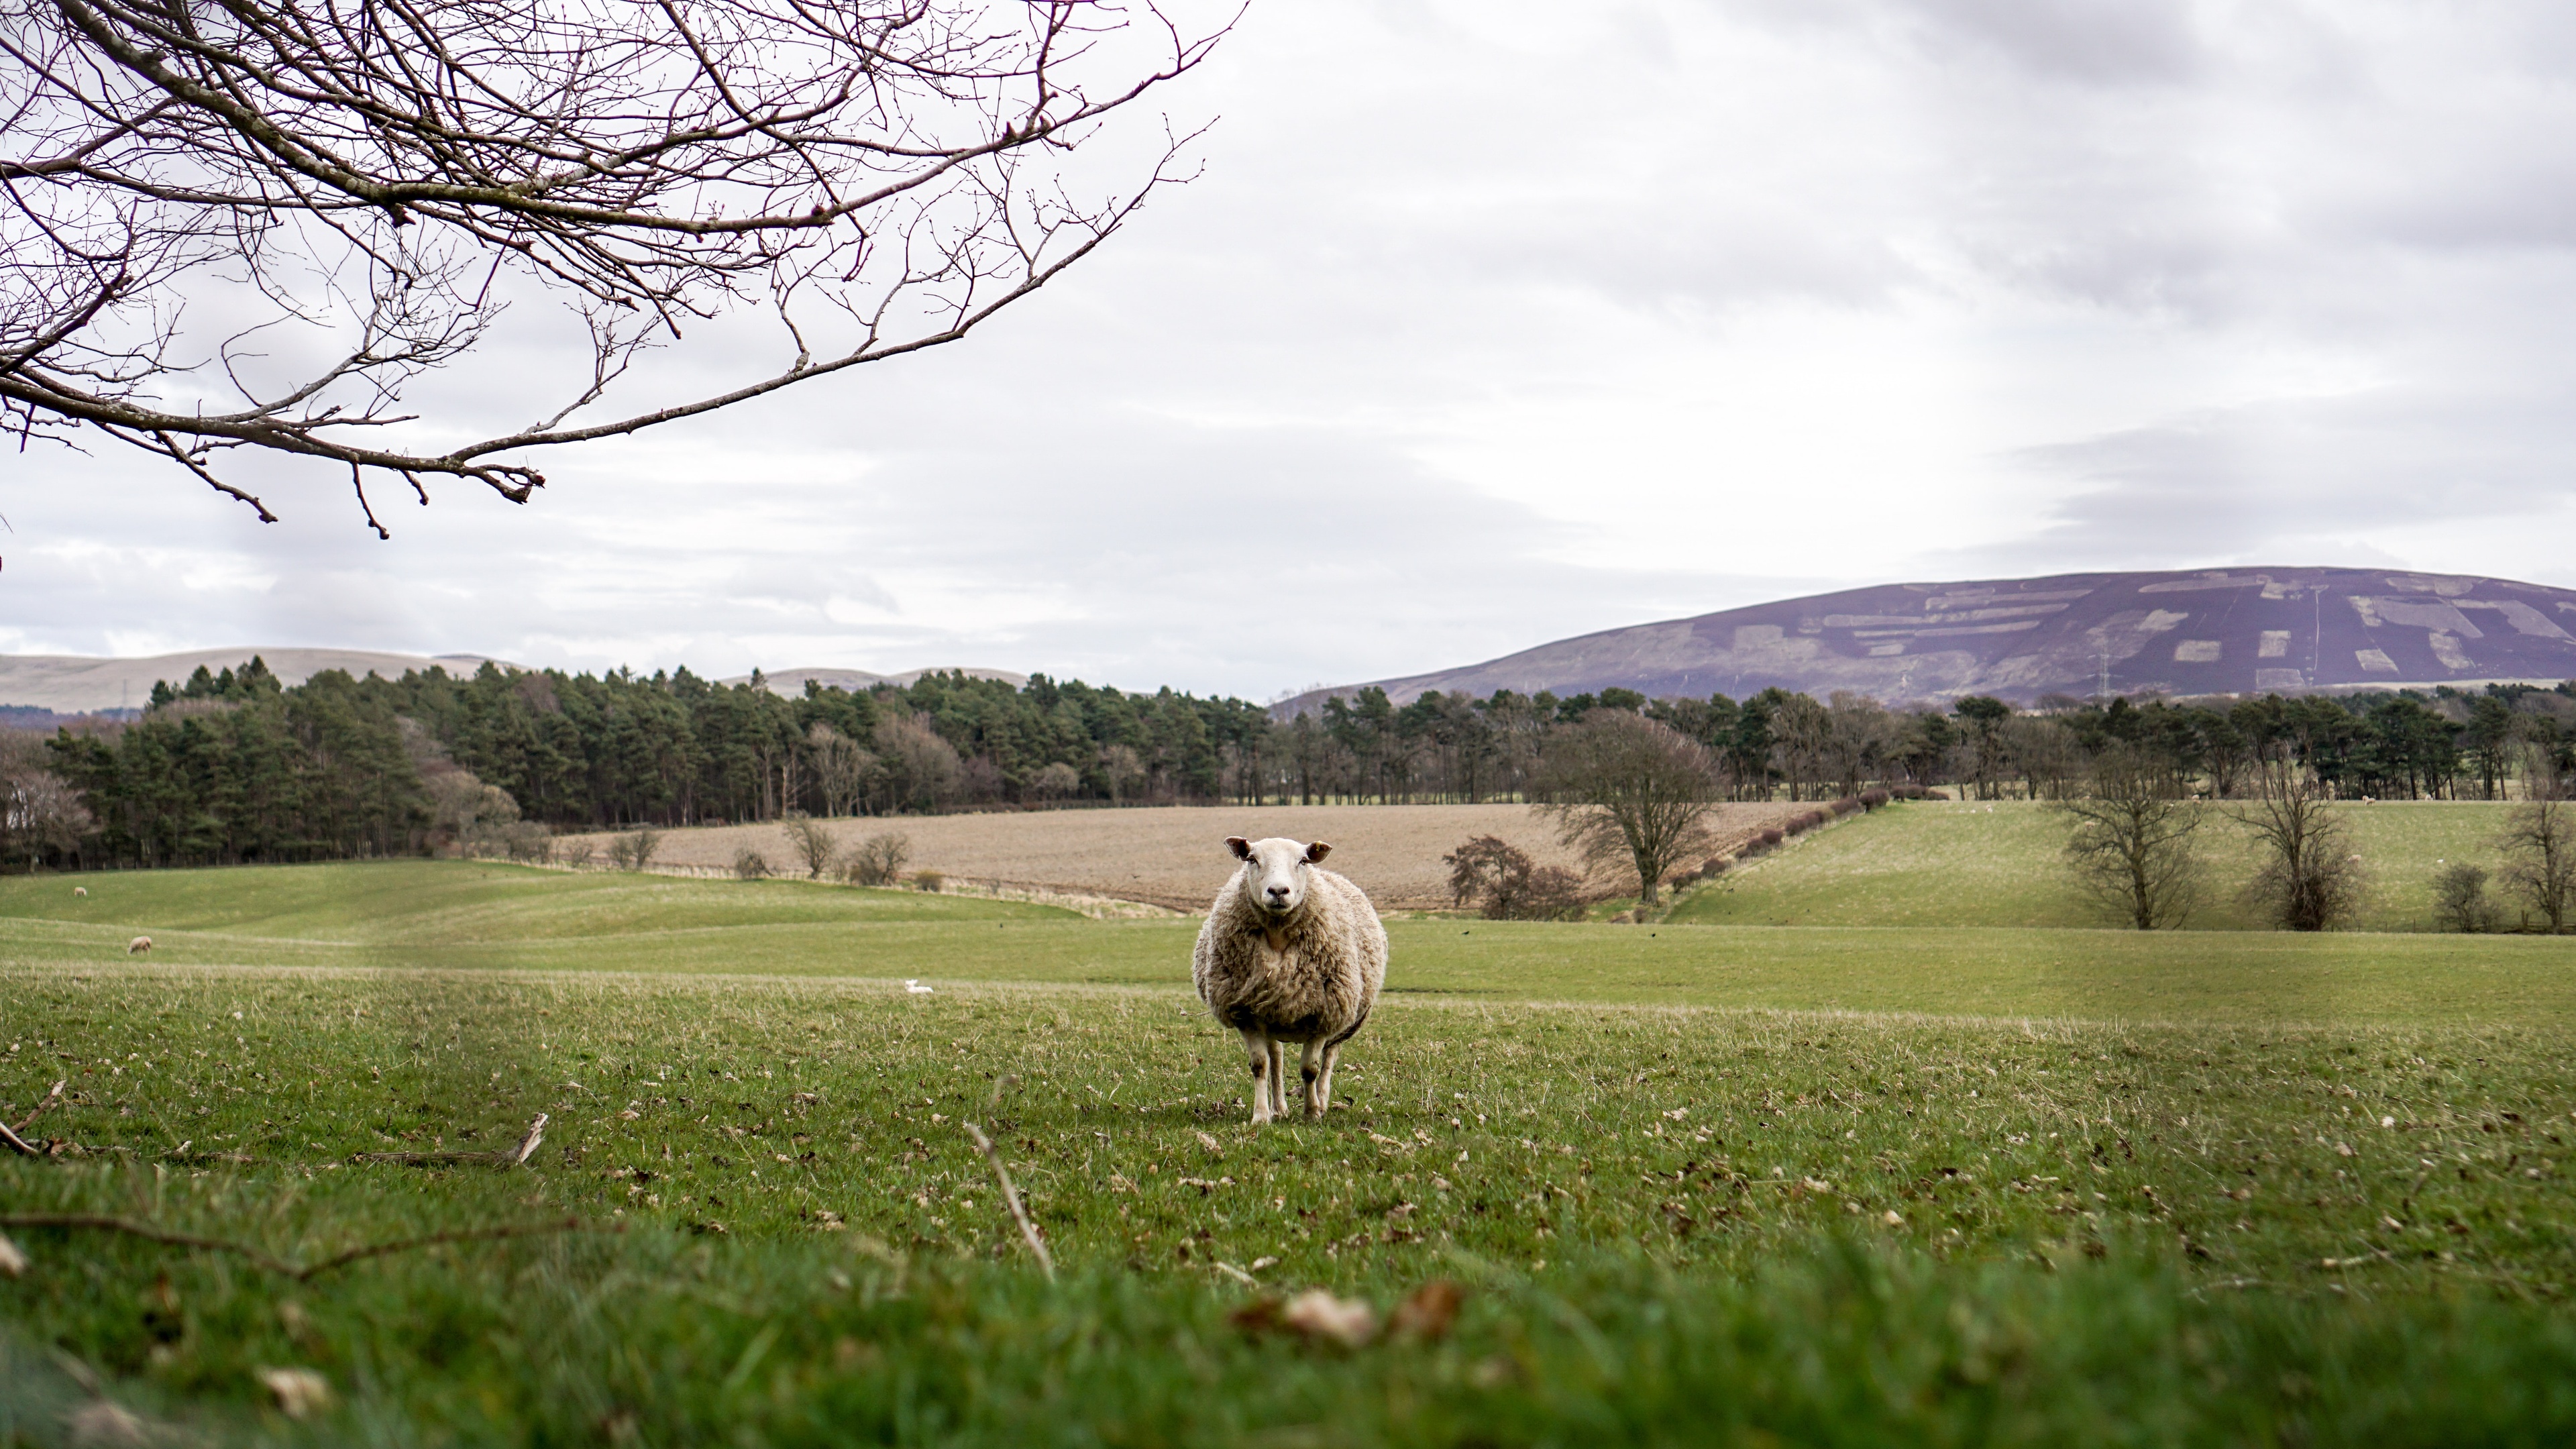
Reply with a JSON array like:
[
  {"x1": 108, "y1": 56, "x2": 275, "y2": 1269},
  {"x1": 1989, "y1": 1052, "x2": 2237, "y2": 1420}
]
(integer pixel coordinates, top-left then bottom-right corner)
[
  {"x1": 1668, "y1": 798, "x2": 2536, "y2": 932},
  {"x1": 4, "y1": 859, "x2": 2576, "y2": 1446}
]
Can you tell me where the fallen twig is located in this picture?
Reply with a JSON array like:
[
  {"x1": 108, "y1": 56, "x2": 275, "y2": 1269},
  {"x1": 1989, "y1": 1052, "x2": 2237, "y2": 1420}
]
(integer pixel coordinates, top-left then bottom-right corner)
[
  {"x1": 13, "y1": 1080, "x2": 65, "y2": 1134},
  {"x1": 962, "y1": 1121, "x2": 1053, "y2": 1281},
  {"x1": 350, "y1": 1114, "x2": 549, "y2": 1169},
  {"x1": 0, "y1": 1080, "x2": 66, "y2": 1157},
  {"x1": 0, "y1": 1214, "x2": 589, "y2": 1281}
]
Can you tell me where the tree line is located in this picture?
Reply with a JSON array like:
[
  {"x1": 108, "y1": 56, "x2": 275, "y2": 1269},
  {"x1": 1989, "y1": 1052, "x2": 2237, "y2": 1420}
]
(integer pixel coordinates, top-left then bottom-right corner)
[{"x1": 3, "y1": 655, "x2": 2573, "y2": 871}]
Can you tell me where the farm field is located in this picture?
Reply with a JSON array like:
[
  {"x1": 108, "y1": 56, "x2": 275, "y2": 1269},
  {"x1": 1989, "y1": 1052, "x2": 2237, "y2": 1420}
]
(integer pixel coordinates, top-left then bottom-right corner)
[
  {"x1": 553, "y1": 802, "x2": 1807, "y2": 909},
  {"x1": 1670, "y1": 798, "x2": 2541, "y2": 932},
  {"x1": 5, "y1": 861, "x2": 2576, "y2": 1444}
]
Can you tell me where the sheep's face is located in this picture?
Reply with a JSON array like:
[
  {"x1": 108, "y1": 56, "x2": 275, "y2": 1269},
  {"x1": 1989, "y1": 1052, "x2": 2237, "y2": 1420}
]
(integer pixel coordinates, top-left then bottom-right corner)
[{"x1": 1227, "y1": 837, "x2": 1332, "y2": 917}]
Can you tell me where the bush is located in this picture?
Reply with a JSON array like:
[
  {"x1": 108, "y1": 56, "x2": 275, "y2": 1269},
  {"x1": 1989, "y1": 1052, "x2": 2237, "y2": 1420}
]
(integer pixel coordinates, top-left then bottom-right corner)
[
  {"x1": 1860, "y1": 789, "x2": 1891, "y2": 810},
  {"x1": 557, "y1": 840, "x2": 596, "y2": 869},
  {"x1": 605, "y1": 828, "x2": 661, "y2": 872},
  {"x1": 1757, "y1": 828, "x2": 1785, "y2": 849},
  {"x1": 1697, "y1": 856, "x2": 1731, "y2": 880},
  {"x1": 1829, "y1": 797, "x2": 1862, "y2": 816},
  {"x1": 732, "y1": 847, "x2": 771, "y2": 880},
  {"x1": 2433, "y1": 863, "x2": 2497, "y2": 933},
  {"x1": 1442, "y1": 835, "x2": 1590, "y2": 920},
  {"x1": 780, "y1": 815, "x2": 837, "y2": 879},
  {"x1": 842, "y1": 832, "x2": 911, "y2": 887},
  {"x1": 913, "y1": 869, "x2": 945, "y2": 893}
]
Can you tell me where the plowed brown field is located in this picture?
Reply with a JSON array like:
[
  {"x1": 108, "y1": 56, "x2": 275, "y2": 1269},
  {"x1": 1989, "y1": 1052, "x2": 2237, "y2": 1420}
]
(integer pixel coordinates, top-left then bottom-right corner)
[{"x1": 556, "y1": 802, "x2": 1811, "y2": 910}]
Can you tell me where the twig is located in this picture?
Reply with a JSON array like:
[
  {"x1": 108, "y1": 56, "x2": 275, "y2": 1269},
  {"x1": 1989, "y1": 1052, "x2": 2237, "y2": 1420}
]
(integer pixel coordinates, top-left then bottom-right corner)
[
  {"x1": 962, "y1": 1121, "x2": 1053, "y2": 1281},
  {"x1": 350, "y1": 1114, "x2": 549, "y2": 1169},
  {"x1": 0, "y1": 1214, "x2": 588, "y2": 1281},
  {"x1": 14, "y1": 1080, "x2": 66, "y2": 1133},
  {"x1": 2, "y1": 1081, "x2": 68, "y2": 1157}
]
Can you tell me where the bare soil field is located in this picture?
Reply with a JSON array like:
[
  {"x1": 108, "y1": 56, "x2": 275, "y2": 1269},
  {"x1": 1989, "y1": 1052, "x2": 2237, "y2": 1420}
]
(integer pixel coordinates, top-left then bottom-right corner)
[{"x1": 557, "y1": 802, "x2": 1809, "y2": 910}]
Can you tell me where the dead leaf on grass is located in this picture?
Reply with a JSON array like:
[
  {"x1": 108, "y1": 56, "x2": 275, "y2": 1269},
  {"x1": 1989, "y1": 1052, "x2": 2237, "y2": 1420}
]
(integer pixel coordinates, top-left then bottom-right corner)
[
  {"x1": 1389, "y1": 1280, "x2": 1463, "y2": 1340},
  {"x1": 258, "y1": 1366, "x2": 331, "y2": 1418}
]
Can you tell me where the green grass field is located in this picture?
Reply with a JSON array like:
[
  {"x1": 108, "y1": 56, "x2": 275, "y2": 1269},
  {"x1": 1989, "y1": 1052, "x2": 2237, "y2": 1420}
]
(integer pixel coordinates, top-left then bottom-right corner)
[
  {"x1": 1667, "y1": 798, "x2": 2538, "y2": 932},
  {"x1": 6, "y1": 861, "x2": 2576, "y2": 1445}
]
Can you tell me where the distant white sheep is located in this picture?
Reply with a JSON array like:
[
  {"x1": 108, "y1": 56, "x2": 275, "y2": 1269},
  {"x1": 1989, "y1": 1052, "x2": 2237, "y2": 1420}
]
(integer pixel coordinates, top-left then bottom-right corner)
[
  {"x1": 127, "y1": 935, "x2": 151, "y2": 955},
  {"x1": 72, "y1": 887, "x2": 87, "y2": 898},
  {"x1": 1192, "y1": 837, "x2": 1387, "y2": 1125}
]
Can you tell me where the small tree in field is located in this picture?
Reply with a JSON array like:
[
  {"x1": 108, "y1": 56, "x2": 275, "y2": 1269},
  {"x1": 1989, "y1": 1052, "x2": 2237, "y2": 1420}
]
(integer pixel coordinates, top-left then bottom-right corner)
[
  {"x1": 781, "y1": 816, "x2": 837, "y2": 879},
  {"x1": 1442, "y1": 835, "x2": 1589, "y2": 922},
  {"x1": 2432, "y1": 863, "x2": 2498, "y2": 933},
  {"x1": 2497, "y1": 800, "x2": 2575, "y2": 933},
  {"x1": 2057, "y1": 743, "x2": 2204, "y2": 930},
  {"x1": 2233, "y1": 757, "x2": 2363, "y2": 931},
  {"x1": 843, "y1": 833, "x2": 912, "y2": 888},
  {"x1": 606, "y1": 828, "x2": 661, "y2": 873},
  {"x1": 1534, "y1": 714, "x2": 1718, "y2": 907}
]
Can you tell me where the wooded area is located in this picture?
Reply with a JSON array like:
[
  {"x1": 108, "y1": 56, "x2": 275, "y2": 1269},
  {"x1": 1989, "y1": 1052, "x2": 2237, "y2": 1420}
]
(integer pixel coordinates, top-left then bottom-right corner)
[{"x1": 2, "y1": 659, "x2": 2572, "y2": 870}]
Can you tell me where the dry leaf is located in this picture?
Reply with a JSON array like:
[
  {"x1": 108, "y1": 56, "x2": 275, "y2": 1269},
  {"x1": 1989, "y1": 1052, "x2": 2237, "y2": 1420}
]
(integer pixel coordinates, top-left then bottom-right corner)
[
  {"x1": 1281, "y1": 1289, "x2": 1376, "y2": 1348},
  {"x1": 1390, "y1": 1280, "x2": 1464, "y2": 1340},
  {"x1": 0, "y1": 1232, "x2": 25, "y2": 1278},
  {"x1": 1228, "y1": 1296, "x2": 1286, "y2": 1334},
  {"x1": 258, "y1": 1366, "x2": 332, "y2": 1418}
]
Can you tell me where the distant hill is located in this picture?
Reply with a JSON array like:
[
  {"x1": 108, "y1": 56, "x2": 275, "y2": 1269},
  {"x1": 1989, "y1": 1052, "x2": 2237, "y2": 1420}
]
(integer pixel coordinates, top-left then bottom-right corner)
[
  {"x1": 0, "y1": 648, "x2": 515, "y2": 714},
  {"x1": 1279, "y1": 568, "x2": 2576, "y2": 713},
  {"x1": 720, "y1": 666, "x2": 1028, "y2": 697}
]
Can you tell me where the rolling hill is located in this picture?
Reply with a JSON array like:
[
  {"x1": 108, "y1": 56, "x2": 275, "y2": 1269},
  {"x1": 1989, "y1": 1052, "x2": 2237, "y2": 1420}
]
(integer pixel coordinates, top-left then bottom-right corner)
[{"x1": 1282, "y1": 568, "x2": 2576, "y2": 711}]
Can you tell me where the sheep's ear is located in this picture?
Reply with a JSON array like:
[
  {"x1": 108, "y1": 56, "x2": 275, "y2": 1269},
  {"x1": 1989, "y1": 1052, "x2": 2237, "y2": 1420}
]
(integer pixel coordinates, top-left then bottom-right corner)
[
  {"x1": 1303, "y1": 841, "x2": 1332, "y2": 863},
  {"x1": 1226, "y1": 837, "x2": 1253, "y2": 861}
]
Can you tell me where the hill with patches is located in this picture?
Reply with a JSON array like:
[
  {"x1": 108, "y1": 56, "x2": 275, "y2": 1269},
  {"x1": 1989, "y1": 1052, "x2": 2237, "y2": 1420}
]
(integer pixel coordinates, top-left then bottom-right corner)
[{"x1": 1284, "y1": 568, "x2": 2576, "y2": 711}]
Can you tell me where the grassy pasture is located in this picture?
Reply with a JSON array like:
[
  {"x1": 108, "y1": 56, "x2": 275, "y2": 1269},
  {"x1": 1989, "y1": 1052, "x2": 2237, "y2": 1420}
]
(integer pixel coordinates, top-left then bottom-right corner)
[
  {"x1": 1668, "y1": 799, "x2": 2536, "y2": 932},
  {"x1": 5, "y1": 861, "x2": 2576, "y2": 1444}
]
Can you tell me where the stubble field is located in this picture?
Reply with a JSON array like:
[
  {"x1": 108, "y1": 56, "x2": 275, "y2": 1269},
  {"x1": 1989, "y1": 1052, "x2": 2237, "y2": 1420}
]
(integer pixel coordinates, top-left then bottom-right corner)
[{"x1": 553, "y1": 802, "x2": 1809, "y2": 909}]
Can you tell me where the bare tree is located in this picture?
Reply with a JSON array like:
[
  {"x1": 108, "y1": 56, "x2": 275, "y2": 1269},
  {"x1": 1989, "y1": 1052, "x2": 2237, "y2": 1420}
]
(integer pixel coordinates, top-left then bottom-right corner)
[
  {"x1": 842, "y1": 830, "x2": 909, "y2": 886},
  {"x1": 1768, "y1": 692, "x2": 1831, "y2": 803},
  {"x1": 2056, "y1": 743, "x2": 2204, "y2": 930},
  {"x1": 808, "y1": 723, "x2": 875, "y2": 818},
  {"x1": 606, "y1": 827, "x2": 661, "y2": 871},
  {"x1": 2497, "y1": 800, "x2": 2575, "y2": 934},
  {"x1": 1441, "y1": 835, "x2": 1585, "y2": 921},
  {"x1": 1534, "y1": 712, "x2": 1717, "y2": 907},
  {"x1": 1, "y1": 0, "x2": 1222, "y2": 525},
  {"x1": 1, "y1": 761, "x2": 94, "y2": 871},
  {"x1": 1028, "y1": 760, "x2": 1081, "y2": 802},
  {"x1": 780, "y1": 814, "x2": 836, "y2": 878},
  {"x1": 873, "y1": 712, "x2": 961, "y2": 813},
  {"x1": 1097, "y1": 743, "x2": 1144, "y2": 804},
  {"x1": 2233, "y1": 756, "x2": 2364, "y2": 932},
  {"x1": 1822, "y1": 692, "x2": 1894, "y2": 800},
  {"x1": 2432, "y1": 862, "x2": 2497, "y2": 934}
]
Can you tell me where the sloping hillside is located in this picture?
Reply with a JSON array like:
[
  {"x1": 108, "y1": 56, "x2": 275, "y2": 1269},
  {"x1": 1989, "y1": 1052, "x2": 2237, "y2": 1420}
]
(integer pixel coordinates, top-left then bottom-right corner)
[
  {"x1": 0, "y1": 647, "x2": 514, "y2": 714},
  {"x1": 1282, "y1": 568, "x2": 2576, "y2": 710}
]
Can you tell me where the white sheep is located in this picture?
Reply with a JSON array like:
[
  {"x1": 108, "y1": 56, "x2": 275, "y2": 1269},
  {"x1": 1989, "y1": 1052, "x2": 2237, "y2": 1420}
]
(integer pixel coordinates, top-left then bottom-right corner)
[
  {"x1": 72, "y1": 886, "x2": 87, "y2": 898},
  {"x1": 127, "y1": 935, "x2": 152, "y2": 955},
  {"x1": 1192, "y1": 837, "x2": 1387, "y2": 1125}
]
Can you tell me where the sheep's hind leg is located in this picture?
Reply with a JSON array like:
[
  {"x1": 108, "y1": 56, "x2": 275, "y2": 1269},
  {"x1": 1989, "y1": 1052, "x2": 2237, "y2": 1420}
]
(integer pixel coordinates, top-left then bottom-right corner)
[
  {"x1": 1240, "y1": 1028, "x2": 1277, "y2": 1125},
  {"x1": 1313, "y1": 1040, "x2": 1347, "y2": 1115},
  {"x1": 1267, "y1": 1038, "x2": 1289, "y2": 1119},
  {"x1": 1300, "y1": 1039, "x2": 1326, "y2": 1120}
]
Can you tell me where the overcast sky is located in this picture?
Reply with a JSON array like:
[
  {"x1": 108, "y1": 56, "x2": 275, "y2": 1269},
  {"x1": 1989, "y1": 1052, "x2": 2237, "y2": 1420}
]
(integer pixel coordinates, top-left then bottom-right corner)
[{"x1": 12, "y1": 0, "x2": 2576, "y2": 701}]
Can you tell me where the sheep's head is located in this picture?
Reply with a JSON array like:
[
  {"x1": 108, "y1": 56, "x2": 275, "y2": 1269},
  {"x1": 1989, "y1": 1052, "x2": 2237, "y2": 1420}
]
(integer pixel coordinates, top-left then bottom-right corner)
[{"x1": 1226, "y1": 836, "x2": 1332, "y2": 917}]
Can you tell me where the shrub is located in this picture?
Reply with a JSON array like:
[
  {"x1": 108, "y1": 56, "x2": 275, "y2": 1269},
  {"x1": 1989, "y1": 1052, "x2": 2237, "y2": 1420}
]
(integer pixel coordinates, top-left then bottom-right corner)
[
  {"x1": 1697, "y1": 856, "x2": 1731, "y2": 880},
  {"x1": 1829, "y1": 797, "x2": 1861, "y2": 816},
  {"x1": 780, "y1": 815, "x2": 837, "y2": 878},
  {"x1": 913, "y1": 869, "x2": 945, "y2": 893},
  {"x1": 557, "y1": 840, "x2": 596, "y2": 869},
  {"x1": 1860, "y1": 789, "x2": 1891, "y2": 810},
  {"x1": 1442, "y1": 835, "x2": 1590, "y2": 920},
  {"x1": 732, "y1": 847, "x2": 771, "y2": 880},
  {"x1": 1758, "y1": 828, "x2": 1785, "y2": 849},
  {"x1": 2432, "y1": 863, "x2": 2497, "y2": 933},
  {"x1": 1517, "y1": 865, "x2": 1591, "y2": 922},
  {"x1": 605, "y1": 828, "x2": 661, "y2": 872},
  {"x1": 843, "y1": 832, "x2": 911, "y2": 887}
]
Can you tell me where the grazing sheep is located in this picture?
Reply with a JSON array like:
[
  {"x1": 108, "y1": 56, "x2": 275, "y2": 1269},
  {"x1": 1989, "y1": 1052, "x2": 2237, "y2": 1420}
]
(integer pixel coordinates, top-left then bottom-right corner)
[
  {"x1": 72, "y1": 886, "x2": 87, "y2": 898},
  {"x1": 127, "y1": 935, "x2": 151, "y2": 955},
  {"x1": 1193, "y1": 837, "x2": 1387, "y2": 1125}
]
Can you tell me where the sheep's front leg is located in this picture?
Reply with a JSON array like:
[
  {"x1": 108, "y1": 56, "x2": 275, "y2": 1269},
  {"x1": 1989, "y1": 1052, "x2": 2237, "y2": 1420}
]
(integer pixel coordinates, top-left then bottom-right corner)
[
  {"x1": 1240, "y1": 1027, "x2": 1277, "y2": 1125},
  {"x1": 1267, "y1": 1039, "x2": 1289, "y2": 1118}
]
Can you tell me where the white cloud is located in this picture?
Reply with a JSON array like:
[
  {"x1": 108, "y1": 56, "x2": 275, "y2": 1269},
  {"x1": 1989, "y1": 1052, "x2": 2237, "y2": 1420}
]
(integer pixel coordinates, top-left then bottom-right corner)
[{"x1": 8, "y1": 0, "x2": 2576, "y2": 698}]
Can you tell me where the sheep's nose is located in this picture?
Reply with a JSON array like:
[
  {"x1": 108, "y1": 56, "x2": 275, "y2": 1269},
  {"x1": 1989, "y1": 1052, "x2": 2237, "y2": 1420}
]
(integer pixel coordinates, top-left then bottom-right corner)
[{"x1": 1266, "y1": 885, "x2": 1289, "y2": 900}]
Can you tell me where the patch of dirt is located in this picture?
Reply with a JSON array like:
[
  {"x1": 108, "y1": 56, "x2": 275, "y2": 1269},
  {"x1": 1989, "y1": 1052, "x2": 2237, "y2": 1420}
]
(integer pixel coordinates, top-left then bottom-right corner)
[{"x1": 558, "y1": 803, "x2": 1811, "y2": 910}]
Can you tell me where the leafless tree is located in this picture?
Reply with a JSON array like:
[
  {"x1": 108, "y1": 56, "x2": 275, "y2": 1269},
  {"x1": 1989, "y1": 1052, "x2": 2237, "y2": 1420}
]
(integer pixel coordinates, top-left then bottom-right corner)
[
  {"x1": 606, "y1": 826, "x2": 661, "y2": 871},
  {"x1": 807, "y1": 722, "x2": 875, "y2": 817},
  {"x1": 1, "y1": 0, "x2": 1224, "y2": 527},
  {"x1": 1534, "y1": 712, "x2": 1718, "y2": 907},
  {"x1": 2497, "y1": 800, "x2": 2575, "y2": 934},
  {"x1": 1, "y1": 759, "x2": 94, "y2": 870},
  {"x1": 2056, "y1": 743, "x2": 2204, "y2": 930},
  {"x1": 1028, "y1": 759, "x2": 1080, "y2": 802},
  {"x1": 872, "y1": 712, "x2": 960, "y2": 812},
  {"x1": 842, "y1": 829, "x2": 908, "y2": 885},
  {"x1": 1768, "y1": 692, "x2": 1830, "y2": 803},
  {"x1": 1821, "y1": 692, "x2": 1893, "y2": 800},
  {"x1": 1441, "y1": 834, "x2": 1585, "y2": 921},
  {"x1": 780, "y1": 813, "x2": 835, "y2": 877},
  {"x1": 2233, "y1": 755, "x2": 2364, "y2": 932},
  {"x1": 1097, "y1": 742, "x2": 1143, "y2": 804}
]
